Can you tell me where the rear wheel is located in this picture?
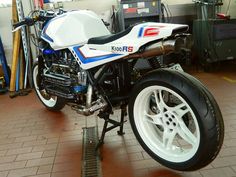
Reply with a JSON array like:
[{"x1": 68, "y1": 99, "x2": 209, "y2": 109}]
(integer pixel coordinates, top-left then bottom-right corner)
[
  {"x1": 128, "y1": 69, "x2": 224, "y2": 171},
  {"x1": 33, "y1": 62, "x2": 65, "y2": 111}
]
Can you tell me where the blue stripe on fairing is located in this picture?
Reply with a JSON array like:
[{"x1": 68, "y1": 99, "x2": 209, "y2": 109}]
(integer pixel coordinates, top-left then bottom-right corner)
[
  {"x1": 41, "y1": 21, "x2": 54, "y2": 43},
  {"x1": 138, "y1": 27, "x2": 144, "y2": 38},
  {"x1": 73, "y1": 46, "x2": 123, "y2": 64},
  {"x1": 41, "y1": 34, "x2": 54, "y2": 43},
  {"x1": 138, "y1": 25, "x2": 149, "y2": 38},
  {"x1": 41, "y1": 14, "x2": 67, "y2": 43}
]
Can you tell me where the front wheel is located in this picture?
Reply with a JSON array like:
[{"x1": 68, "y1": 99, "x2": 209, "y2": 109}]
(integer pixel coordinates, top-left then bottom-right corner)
[
  {"x1": 33, "y1": 62, "x2": 66, "y2": 111},
  {"x1": 128, "y1": 69, "x2": 224, "y2": 171}
]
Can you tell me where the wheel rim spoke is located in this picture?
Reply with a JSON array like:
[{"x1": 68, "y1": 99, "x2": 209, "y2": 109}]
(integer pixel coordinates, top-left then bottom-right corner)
[
  {"x1": 163, "y1": 129, "x2": 176, "y2": 150},
  {"x1": 177, "y1": 122, "x2": 197, "y2": 146},
  {"x1": 172, "y1": 103, "x2": 189, "y2": 118},
  {"x1": 144, "y1": 111, "x2": 163, "y2": 125},
  {"x1": 157, "y1": 90, "x2": 168, "y2": 111},
  {"x1": 33, "y1": 65, "x2": 57, "y2": 106},
  {"x1": 152, "y1": 90, "x2": 163, "y2": 114}
]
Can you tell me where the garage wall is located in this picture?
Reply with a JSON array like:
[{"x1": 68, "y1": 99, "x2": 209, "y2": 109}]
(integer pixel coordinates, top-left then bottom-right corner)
[
  {"x1": 162, "y1": 0, "x2": 236, "y2": 17},
  {"x1": 164, "y1": 0, "x2": 190, "y2": 4},
  {"x1": 63, "y1": 0, "x2": 117, "y2": 13},
  {"x1": 0, "y1": 7, "x2": 13, "y2": 65},
  {"x1": 221, "y1": 0, "x2": 236, "y2": 17}
]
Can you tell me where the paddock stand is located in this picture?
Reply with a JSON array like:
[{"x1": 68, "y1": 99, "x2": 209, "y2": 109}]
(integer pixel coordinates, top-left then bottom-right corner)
[
  {"x1": 81, "y1": 105, "x2": 127, "y2": 176},
  {"x1": 95, "y1": 105, "x2": 127, "y2": 151}
]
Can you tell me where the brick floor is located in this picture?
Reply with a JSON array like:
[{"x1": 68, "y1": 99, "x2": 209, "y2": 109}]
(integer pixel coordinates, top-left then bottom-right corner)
[{"x1": 1, "y1": 67, "x2": 236, "y2": 177}]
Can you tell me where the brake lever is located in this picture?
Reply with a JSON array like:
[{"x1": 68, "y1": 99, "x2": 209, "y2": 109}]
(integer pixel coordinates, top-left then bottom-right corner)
[{"x1": 12, "y1": 25, "x2": 26, "y2": 33}]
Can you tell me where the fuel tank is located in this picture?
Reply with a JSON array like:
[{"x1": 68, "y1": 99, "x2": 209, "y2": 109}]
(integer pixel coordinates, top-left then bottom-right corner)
[{"x1": 41, "y1": 10, "x2": 111, "y2": 50}]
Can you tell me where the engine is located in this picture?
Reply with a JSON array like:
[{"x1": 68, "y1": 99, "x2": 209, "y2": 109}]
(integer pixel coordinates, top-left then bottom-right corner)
[
  {"x1": 40, "y1": 47, "x2": 128, "y2": 115},
  {"x1": 42, "y1": 48, "x2": 88, "y2": 100}
]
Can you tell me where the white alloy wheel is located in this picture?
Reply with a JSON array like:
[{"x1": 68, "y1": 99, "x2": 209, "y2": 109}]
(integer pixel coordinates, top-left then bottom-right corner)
[
  {"x1": 33, "y1": 64, "x2": 58, "y2": 108},
  {"x1": 133, "y1": 85, "x2": 200, "y2": 163}
]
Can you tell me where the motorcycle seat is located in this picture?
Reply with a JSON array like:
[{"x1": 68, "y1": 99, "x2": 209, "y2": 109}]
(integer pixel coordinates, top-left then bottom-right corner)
[{"x1": 88, "y1": 26, "x2": 133, "y2": 45}]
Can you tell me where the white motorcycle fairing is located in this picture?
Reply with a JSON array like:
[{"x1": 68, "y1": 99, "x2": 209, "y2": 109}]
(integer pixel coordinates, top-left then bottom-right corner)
[
  {"x1": 41, "y1": 10, "x2": 111, "y2": 49},
  {"x1": 41, "y1": 10, "x2": 188, "y2": 70}
]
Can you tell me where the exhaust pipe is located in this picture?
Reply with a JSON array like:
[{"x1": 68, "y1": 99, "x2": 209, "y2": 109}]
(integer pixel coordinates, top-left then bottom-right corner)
[{"x1": 125, "y1": 37, "x2": 189, "y2": 59}]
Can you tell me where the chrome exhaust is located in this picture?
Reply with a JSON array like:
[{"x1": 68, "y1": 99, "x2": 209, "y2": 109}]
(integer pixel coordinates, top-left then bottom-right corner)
[
  {"x1": 125, "y1": 36, "x2": 192, "y2": 59},
  {"x1": 72, "y1": 97, "x2": 107, "y2": 116}
]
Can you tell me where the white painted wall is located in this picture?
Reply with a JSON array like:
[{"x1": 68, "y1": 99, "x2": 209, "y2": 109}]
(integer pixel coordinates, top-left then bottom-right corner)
[
  {"x1": 0, "y1": 7, "x2": 13, "y2": 64},
  {"x1": 221, "y1": 0, "x2": 236, "y2": 17},
  {"x1": 63, "y1": 0, "x2": 117, "y2": 13},
  {"x1": 163, "y1": 0, "x2": 236, "y2": 17},
  {"x1": 163, "y1": 0, "x2": 191, "y2": 4}
]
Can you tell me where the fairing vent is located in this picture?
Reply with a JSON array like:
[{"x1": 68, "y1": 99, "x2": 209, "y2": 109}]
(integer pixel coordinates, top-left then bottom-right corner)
[{"x1": 172, "y1": 26, "x2": 189, "y2": 35}]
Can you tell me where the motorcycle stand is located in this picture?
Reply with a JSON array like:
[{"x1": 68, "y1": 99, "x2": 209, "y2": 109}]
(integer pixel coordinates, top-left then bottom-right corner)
[{"x1": 95, "y1": 106, "x2": 127, "y2": 151}]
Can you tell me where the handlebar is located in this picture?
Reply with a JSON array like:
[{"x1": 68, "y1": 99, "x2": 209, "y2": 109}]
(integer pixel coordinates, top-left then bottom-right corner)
[
  {"x1": 13, "y1": 20, "x2": 27, "y2": 29},
  {"x1": 13, "y1": 17, "x2": 36, "y2": 29},
  {"x1": 12, "y1": 9, "x2": 66, "y2": 32}
]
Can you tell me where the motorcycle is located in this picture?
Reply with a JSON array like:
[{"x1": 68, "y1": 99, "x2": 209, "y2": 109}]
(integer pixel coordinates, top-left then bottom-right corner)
[{"x1": 13, "y1": 9, "x2": 224, "y2": 171}]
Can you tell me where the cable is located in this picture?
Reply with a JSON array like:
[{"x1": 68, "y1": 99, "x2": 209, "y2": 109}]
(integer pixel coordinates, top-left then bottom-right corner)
[
  {"x1": 166, "y1": 4, "x2": 173, "y2": 22},
  {"x1": 226, "y1": 0, "x2": 232, "y2": 15},
  {"x1": 201, "y1": 2, "x2": 220, "y2": 64},
  {"x1": 30, "y1": 33, "x2": 41, "y2": 48},
  {"x1": 161, "y1": 3, "x2": 172, "y2": 23},
  {"x1": 161, "y1": 3, "x2": 166, "y2": 22}
]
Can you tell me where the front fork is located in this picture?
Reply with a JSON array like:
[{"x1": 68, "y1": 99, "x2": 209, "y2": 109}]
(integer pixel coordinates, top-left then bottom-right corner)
[{"x1": 37, "y1": 55, "x2": 44, "y2": 90}]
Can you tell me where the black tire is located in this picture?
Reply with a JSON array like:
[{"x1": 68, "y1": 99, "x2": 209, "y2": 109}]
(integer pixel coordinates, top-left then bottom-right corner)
[
  {"x1": 33, "y1": 62, "x2": 66, "y2": 111},
  {"x1": 173, "y1": 70, "x2": 224, "y2": 169},
  {"x1": 128, "y1": 68, "x2": 224, "y2": 171}
]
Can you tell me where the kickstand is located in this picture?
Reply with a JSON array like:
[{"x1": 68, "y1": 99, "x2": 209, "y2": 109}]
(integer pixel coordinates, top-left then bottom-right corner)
[{"x1": 95, "y1": 106, "x2": 127, "y2": 151}]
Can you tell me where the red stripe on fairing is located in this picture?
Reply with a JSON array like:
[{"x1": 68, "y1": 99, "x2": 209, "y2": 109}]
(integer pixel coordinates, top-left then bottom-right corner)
[
  {"x1": 73, "y1": 46, "x2": 122, "y2": 64},
  {"x1": 143, "y1": 28, "x2": 160, "y2": 37}
]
